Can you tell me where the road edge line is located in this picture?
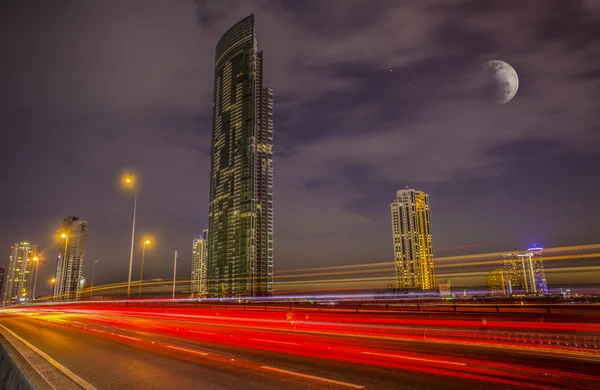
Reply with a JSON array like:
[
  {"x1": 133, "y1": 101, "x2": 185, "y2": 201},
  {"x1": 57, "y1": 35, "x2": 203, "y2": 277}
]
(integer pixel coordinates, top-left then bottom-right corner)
[
  {"x1": 0, "y1": 334, "x2": 57, "y2": 390},
  {"x1": 0, "y1": 324, "x2": 98, "y2": 390},
  {"x1": 260, "y1": 365, "x2": 364, "y2": 389}
]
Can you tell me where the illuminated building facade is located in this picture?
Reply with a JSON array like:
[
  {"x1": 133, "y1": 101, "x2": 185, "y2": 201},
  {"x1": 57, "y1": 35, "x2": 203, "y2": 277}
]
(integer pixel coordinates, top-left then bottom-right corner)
[
  {"x1": 391, "y1": 189, "x2": 435, "y2": 289},
  {"x1": 487, "y1": 269, "x2": 509, "y2": 296},
  {"x1": 192, "y1": 229, "x2": 209, "y2": 297},
  {"x1": 207, "y1": 15, "x2": 274, "y2": 296},
  {"x1": 55, "y1": 216, "x2": 88, "y2": 300},
  {"x1": 3, "y1": 242, "x2": 36, "y2": 306},
  {"x1": 502, "y1": 247, "x2": 548, "y2": 295},
  {"x1": 438, "y1": 282, "x2": 451, "y2": 297},
  {"x1": 528, "y1": 247, "x2": 548, "y2": 294}
]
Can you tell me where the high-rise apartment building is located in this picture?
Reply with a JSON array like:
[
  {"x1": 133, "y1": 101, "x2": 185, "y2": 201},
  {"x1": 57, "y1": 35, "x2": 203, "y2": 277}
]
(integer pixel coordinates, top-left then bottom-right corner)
[
  {"x1": 3, "y1": 242, "x2": 36, "y2": 306},
  {"x1": 192, "y1": 229, "x2": 209, "y2": 297},
  {"x1": 487, "y1": 269, "x2": 509, "y2": 296},
  {"x1": 55, "y1": 216, "x2": 88, "y2": 300},
  {"x1": 391, "y1": 189, "x2": 435, "y2": 290},
  {"x1": 207, "y1": 15, "x2": 274, "y2": 296},
  {"x1": 502, "y1": 247, "x2": 548, "y2": 295}
]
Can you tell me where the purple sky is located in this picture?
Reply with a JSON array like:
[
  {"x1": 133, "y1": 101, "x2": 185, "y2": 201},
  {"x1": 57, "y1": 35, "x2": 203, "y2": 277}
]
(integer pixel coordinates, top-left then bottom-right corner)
[{"x1": 1, "y1": 0, "x2": 599, "y2": 289}]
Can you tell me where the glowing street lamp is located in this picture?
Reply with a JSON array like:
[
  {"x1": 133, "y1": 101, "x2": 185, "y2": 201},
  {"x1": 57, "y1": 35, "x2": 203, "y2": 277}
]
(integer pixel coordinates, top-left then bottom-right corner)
[
  {"x1": 122, "y1": 174, "x2": 138, "y2": 300},
  {"x1": 50, "y1": 278, "x2": 56, "y2": 297},
  {"x1": 91, "y1": 260, "x2": 98, "y2": 298},
  {"x1": 139, "y1": 239, "x2": 151, "y2": 298},
  {"x1": 32, "y1": 256, "x2": 40, "y2": 300},
  {"x1": 56, "y1": 233, "x2": 69, "y2": 301}
]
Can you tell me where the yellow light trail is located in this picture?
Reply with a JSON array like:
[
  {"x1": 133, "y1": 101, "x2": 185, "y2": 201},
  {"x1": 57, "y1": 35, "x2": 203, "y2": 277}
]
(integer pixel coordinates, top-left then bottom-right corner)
[
  {"x1": 276, "y1": 244, "x2": 600, "y2": 274},
  {"x1": 436, "y1": 253, "x2": 600, "y2": 269},
  {"x1": 29, "y1": 244, "x2": 600, "y2": 300}
]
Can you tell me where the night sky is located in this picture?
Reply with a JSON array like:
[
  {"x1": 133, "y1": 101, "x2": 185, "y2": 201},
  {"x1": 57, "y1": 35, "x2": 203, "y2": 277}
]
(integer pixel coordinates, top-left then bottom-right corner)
[{"x1": 1, "y1": 0, "x2": 599, "y2": 289}]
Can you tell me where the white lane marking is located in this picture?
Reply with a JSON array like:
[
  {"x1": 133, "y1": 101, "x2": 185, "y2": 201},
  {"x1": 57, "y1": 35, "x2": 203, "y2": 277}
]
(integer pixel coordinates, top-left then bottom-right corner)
[
  {"x1": 251, "y1": 338, "x2": 299, "y2": 346},
  {"x1": 117, "y1": 334, "x2": 141, "y2": 341},
  {"x1": 88, "y1": 328, "x2": 109, "y2": 334},
  {"x1": 166, "y1": 345, "x2": 209, "y2": 356},
  {"x1": 189, "y1": 330, "x2": 218, "y2": 336},
  {"x1": 261, "y1": 366, "x2": 364, "y2": 389},
  {"x1": 0, "y1": 324, "x2": 98, "y2": 390},
  {"x1": 361, "y1": 351, "x2": 467, "y2": 366}
]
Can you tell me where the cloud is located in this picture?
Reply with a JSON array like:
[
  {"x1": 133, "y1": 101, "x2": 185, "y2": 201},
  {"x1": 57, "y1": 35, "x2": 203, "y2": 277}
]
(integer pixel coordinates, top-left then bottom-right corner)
[
  {"x1": 266, "y1": 0, "x2": 600, "y2": 266},
  {"x1": 275, "y1": 0, "x2": 600, "y2": 185}
]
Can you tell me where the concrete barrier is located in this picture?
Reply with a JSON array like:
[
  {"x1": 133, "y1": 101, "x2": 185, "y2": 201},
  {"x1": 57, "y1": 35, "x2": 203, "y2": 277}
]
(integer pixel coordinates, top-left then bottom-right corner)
[{"x1": 0, "y1": 338, "x2": 37, "y2": 390}]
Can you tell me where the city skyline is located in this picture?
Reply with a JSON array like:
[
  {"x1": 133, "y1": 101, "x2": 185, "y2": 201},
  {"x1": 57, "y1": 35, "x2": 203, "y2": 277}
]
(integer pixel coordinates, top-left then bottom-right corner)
[
  {"x1": 1, "y1": 3, "x2": 600, "y2": 389},
  {"x1": 1, "y1": 1, "x2": 599, "y2": 290}
]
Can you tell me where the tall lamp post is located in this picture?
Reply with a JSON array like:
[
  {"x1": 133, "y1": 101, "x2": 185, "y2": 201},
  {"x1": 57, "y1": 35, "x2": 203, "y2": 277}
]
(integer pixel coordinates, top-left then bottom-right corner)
[
  {"x1": 138, "y1": 240, "x2": 151, "y2": 298},
  {"x1": 123, "y1": 175, "x2": 138, "y2": 300},
  {"x1": 91, "y1": 260, "x2": 98, "y2": 298},
  {"x1": 32, "y1": 256, "x2": 40, "y2": 300},
  {"x1": 56, "y1": 233, "x2": 69, "y2": 301},
  {"x1": 172, "y1": 250, "x2": 178, "y2": 300},
  {"x1": 27, "y1": 255, "x2": 35, "y2": 299},
  {"x1": 50, "y1": 278, "x2": 56, "y2": 297}
]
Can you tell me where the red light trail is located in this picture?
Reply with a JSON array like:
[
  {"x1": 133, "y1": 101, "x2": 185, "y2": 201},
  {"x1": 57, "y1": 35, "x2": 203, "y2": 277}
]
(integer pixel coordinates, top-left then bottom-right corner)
[{"x1": 4, "y1": 303, "x2": 599, "y2": 389}]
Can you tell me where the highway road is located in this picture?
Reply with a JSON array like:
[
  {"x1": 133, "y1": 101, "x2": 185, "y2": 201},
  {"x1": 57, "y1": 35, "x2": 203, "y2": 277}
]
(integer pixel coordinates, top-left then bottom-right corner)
[{"x1": 1, "y1": 307, "x2": 599, "y2": 389}]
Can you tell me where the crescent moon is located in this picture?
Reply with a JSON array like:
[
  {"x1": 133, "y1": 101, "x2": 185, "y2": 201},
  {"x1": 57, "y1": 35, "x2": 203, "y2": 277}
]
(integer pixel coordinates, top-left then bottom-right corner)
[{"x1": 484, "y1": 60, "x2": 519, "y2": 104}]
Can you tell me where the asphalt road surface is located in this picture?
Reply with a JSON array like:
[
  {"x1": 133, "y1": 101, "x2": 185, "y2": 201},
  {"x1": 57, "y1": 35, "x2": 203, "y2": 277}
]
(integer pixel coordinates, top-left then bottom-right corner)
[{"x1": 1, "y1": 308, "x2": 599, "y2": 389}]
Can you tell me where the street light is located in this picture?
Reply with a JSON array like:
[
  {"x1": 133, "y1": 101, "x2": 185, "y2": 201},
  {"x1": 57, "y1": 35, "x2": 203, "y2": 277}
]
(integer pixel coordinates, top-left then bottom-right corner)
[
  {"x1": 32, "y1": 256, "x2": 40, "y2": 300},
  {"x1": 27, "y1": 256, "x2": 35, "y2": 299},
  {"x1": 50, "y1": 278, "x2": 56, "y2": 297},
  {"x1": 91, "y1": 260, "x2": 98, "y2": 298},
  {"x1": 122, "y1": 174, "x2": 138, "y2": 300},
  {"x1": 56, "y1": 233, "x2": 68, "y2": 301},
  {"x1": 139, "y1": 239, "x2": 151, "y2": 298}
]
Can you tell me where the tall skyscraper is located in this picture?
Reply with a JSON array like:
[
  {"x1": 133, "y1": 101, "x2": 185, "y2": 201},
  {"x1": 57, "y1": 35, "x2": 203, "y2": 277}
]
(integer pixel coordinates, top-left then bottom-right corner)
[
  {"x1": 207, "y1": 15, "x2": 274, "y2": 296},
  {"x1": 391, "y1": 189, "x2": 435, "y2": 290},
  {"x1": 55, "y1": 216, "x2": 88, "y2": 300},
  {"x1": 3, "y1": 242, "x2": 36, "y2": 306},
  {"x1": 192, "y1": 229, "x2": 209, "y2": 297},
  {"x1": 502, "y1": 246, "x2": 548, "y2": 295}
]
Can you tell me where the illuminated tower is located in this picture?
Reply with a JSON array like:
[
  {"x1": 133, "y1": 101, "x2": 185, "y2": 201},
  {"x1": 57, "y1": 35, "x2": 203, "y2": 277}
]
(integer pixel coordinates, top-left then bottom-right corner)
[
  {"x1": 207, "y1": 15, "x2": 274, "y2": 296},
  {"x1": 528, "y1": 246, "x2": 548, "y2": 295},
  {"x1": 3, "y1": 242, "x2": 37, "y2": 306},
  {"x1": 503, "y1": 246, "x2": 547, "y2": 295},
  {"x1": 391, "y1": 189, "x2": 435, "y2": 289},
  {"x1": 192, "y1": 229, "x2": 209, "y2": 297},
  {"x1": 54, "y1": 216, "x2": 88, "y2": 300}
]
